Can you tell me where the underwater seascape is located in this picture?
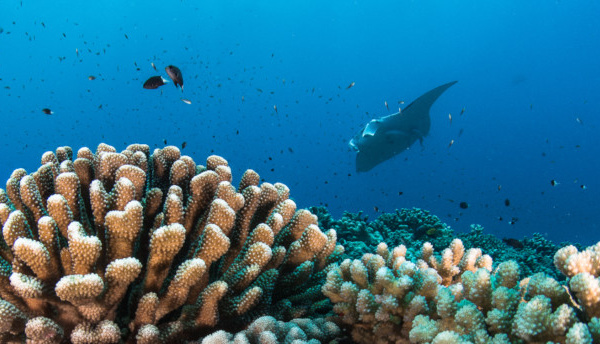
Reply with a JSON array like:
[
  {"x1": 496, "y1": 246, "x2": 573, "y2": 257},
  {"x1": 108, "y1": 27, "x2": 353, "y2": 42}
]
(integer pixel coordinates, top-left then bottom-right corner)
[{"x1": 1, "y1": 1, "x2": 599, "y2": 343}]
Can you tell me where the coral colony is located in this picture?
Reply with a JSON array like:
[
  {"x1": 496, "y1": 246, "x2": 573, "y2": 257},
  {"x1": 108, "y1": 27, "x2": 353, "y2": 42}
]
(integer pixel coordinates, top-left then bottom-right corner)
[{"x1": 0, "y1": 143, "x2": 599, "y2": 343}]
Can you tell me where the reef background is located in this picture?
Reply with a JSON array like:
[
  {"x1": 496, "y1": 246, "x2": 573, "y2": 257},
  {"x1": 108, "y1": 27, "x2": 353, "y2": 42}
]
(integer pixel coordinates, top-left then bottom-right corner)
[{"x1": 0, "y1": 0, "x2": 599, "y2": 244}]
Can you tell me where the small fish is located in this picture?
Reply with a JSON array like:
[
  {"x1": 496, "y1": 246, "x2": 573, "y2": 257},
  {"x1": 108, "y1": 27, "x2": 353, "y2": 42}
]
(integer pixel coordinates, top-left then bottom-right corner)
[
  {"x1": 576, "y1": 117, "x2": 583, "y2": 125},
  {"x1": 143, "y1": 76, "x2": 168, "y2": 89},
  {"x1": 550, "y1": 179, "x2": 559, "y2": 186},
  {"x1": 273, "y1": 105, "x2": 277, "y2": 113},
  {"x1": 460, "y1": 107, "x2": 465, "y2": 115},
  {"x1": 508, "y1": 217, "x2": 519, "y2": 225},
  {"x1": 398, "y1": 100, "x2": 405, "y2": 105},
  {"x1": 241, "y1": 96, "x2": 245, "y2": 102},
  {"x1": 448, "y1": 139, "x2": 454, "y2": 148},
  {"x1": 62, "y1": 33, "x2": 66, "y2": 38},
  {"x1": 165, "y1": 65, "x2": 184, "y2": 90},
  {"x1": 181, "y1": 141, "x2": 187, "y2": 149},
  {"x1": 448, "y1": 113, "x2": 452, "y2": 124},
  {"x1": 41, "y1": 22, "x2": 45, "y2": 28},
  {"x1": 497, "y1": 185, "x2": 502, "y2": 191},
  {"x1": 384, "y1": 101, "x2": 389, "y2": 110},
  {"x1": 459, "y1": 201, "x2": 468, "y2": 209},
  {"x1": 504, "y1": 198, "x2": 510, "y2": 206},
  {"x1": 163, "y1": 139, "x2": 167, "y2": 145},
  {"x1": 76, "y1": 48, "x2": 79, "y2": 57},
  {"x1": 580, "y1": 185, "x2": 587, "y2": 190},
  {"x1": 151, "y1": 62, "x2": 157, "y2": 71},
  {"x1": 88, "y1": 75, "x2": 96, "y2": 80},
  {"x1": 124, "y1": 33, "x2": 129, "y2": 39},
  {"x1": 502, "y1": 238, "x2": 524, "y2": 249},
  {"x1": 374, "y1": 206, "x2": 379, "y2": 212},
  {"x1": 180, "y1": 98, "x2": 192, "y2": 105},
  {"x1": 346, "y1": 82, "x2": 355, "y2": 89},
  {"x1": 42, "y1": 108, "x2": 53, "y2": 115}
]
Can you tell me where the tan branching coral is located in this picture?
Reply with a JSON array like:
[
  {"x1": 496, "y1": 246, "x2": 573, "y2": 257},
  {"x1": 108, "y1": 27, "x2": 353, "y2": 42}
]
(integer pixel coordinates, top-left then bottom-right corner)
[
  {"x1": 324, "y1": 239, "x2": 600, "y2": 344},
  {"x1": 0, "y1": 143, "x2": 342, "y2": 343}
]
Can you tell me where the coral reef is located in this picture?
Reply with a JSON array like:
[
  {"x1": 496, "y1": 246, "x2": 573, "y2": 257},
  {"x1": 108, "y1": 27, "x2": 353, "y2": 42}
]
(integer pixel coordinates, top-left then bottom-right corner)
[
  {"x1": 322, "y1": 238, "x2": 600, "y2": 343},
  {"x1": 2, "y1": 142, "x2": 597, "y2": 344},
  {"x1": 0, "y1": 143, "x2": 342, "y2": 343},
  {"x1": 312, "y1": 207, "x2": 569, "y2": 280}
]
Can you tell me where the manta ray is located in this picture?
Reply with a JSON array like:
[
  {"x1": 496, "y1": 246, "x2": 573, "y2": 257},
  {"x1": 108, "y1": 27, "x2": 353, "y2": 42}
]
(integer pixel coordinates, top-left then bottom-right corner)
[{"x1": 349, "y1": 81, "x2": 458, "y2": 172}]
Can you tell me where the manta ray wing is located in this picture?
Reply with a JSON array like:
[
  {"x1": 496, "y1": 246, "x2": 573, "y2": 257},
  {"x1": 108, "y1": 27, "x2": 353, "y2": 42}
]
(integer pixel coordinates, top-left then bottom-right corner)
[{"x1": 352, "y1": 81, "x2": 457, "y2": 172}]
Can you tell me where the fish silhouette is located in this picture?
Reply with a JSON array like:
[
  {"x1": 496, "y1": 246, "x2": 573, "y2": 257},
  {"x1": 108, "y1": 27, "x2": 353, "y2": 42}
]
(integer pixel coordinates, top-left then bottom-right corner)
[
  {"x1": 349, "y1": 81, "x2": 457, "y2": 172},
  {"x1": 143, "y1": 76, "x2": 168, "y2": 89}
]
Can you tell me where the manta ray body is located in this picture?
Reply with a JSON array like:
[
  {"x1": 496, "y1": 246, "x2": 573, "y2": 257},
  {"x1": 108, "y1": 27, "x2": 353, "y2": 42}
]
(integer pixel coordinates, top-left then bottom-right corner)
[{"x1": 349, "y1": 81, "x2": 457, "y2": 172}]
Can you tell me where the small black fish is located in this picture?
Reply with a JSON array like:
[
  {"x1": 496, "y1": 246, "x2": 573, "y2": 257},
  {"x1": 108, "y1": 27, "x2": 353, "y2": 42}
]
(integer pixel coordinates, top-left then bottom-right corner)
[
  {"x1": 181, "y1": 141, "x2": 187, "y2": 149},
  {"x1": 165, "y1": 65, "x2": 183, "y2": 90},
  {"x1": 504, "y1": 198, "x2": 510, "y2": 207},
  {"x1": 42, "y1": 108, "x2": 53, "y2": 115},
  {"x1": 143, "y1": 76, "x2": 168, "y2": 89},
  {"x1": 502, "y1": 238, "x2": 524, "y2": 249},
  {"x1": 459, "y1": 201, "x2": 468, "y2": 209},
  {"x1": 550, "y1": 179, "x2": 558, "y2": 186}
]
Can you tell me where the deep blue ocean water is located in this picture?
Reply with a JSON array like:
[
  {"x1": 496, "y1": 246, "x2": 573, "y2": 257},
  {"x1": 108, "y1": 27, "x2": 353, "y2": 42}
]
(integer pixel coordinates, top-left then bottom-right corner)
[{"x1": 0, "y1": 0, "x2": 598, "y2": 245}]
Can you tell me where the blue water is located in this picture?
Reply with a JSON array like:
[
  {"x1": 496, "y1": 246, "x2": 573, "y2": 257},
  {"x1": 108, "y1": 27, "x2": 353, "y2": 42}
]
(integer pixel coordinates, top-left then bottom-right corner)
[{"x1": 1, "y1": 0, "x2": 598, "y2": 245}]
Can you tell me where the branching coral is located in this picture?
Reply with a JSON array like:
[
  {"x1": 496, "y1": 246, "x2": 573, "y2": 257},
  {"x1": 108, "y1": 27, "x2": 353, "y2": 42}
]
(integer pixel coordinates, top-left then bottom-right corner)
[
  {"x1": 554, "y1": 243, "x2": 600, "y2": 320},
  {"x1": 0, "y1": 143, "x2": 343, "y2": 343},
  {"x1": 323, "y1": 239, "x2": 600, "y2": 344}
]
